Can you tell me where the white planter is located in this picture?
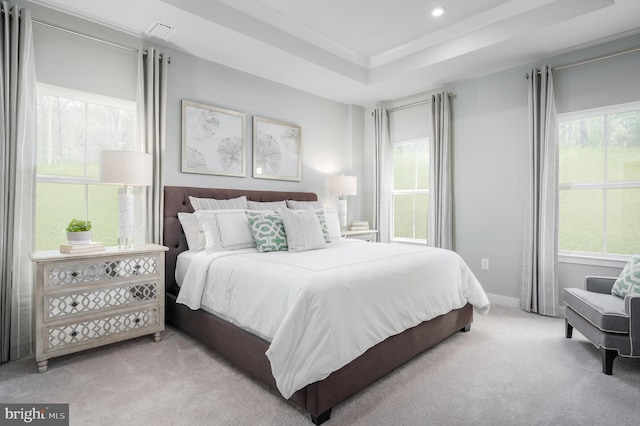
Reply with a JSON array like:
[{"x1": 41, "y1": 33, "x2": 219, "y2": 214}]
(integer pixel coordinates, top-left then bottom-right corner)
[{"x1": 67, "y1": 231, "x2": 92, "y2": 245}]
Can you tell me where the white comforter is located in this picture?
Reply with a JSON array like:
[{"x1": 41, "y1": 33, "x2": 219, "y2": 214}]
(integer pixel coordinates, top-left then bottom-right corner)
[{"x1": 177, "y1": 240, "x2": 490, "y2": 398}]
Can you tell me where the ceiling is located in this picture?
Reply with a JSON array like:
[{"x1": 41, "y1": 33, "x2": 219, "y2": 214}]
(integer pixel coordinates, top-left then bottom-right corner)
[{"x1": 30, "y1": 0, "x2": 640, "y2": 106}]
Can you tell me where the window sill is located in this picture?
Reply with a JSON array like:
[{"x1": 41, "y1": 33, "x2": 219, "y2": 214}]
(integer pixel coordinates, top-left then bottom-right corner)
[
  {"x1": 390, "y1": 238, "x2": 427, "y2": 246},
  {"x1": 559, "y1": 252, "x2": 630, "y2": 268}
]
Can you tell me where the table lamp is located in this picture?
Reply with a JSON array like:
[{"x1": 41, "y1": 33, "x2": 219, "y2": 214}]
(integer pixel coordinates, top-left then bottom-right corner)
[
  {"x1": 329, "y1": 175, "x2": 357, "y2": 230},
  {"x1": 99, "y1": 150, "x2": 152, "y2": 248}
]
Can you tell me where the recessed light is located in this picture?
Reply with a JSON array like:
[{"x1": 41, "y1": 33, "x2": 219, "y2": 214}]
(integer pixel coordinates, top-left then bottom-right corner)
[{"x1": 431, "y1": 6, "x2": 446, "y2": 17}]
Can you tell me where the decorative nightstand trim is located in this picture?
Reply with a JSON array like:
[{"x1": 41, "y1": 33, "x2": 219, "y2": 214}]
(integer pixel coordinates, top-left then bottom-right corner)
[
  {"x1": 46, "y1": 282, "x2": 158, "y2": 319},
  {"x1": 46, "y1": 308, "x2": 159, "y2": 351},
  {"x1": 46, "y1": 256, "x2": 158, "y2": 287},
  {"x1": 342, "y1": 230, "x2": 378, "y2": 242}
]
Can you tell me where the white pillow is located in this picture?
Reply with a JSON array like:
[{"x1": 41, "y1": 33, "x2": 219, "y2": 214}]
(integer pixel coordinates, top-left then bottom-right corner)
[
  {"x1": 323, "y1": 208, "x2": 343, "y2": 241},
  {"x1": 195, "y1": 209, "x2": 256, "y2": 251},
  {"x1": 189, "y1": 195, "x2": 248, "y2": 211},
  {"x1": 177, "y1": 212, "x2": 205, "y2": 251},
  {"x1": 286, "y1": 200, "x2": 323, "y2": 210},
  {"x1": 247, "y1": 200, "x2": 287, "y2": 211},
  {"x1": 280, "y1": 209, "x2": 326, "y2": 253}
]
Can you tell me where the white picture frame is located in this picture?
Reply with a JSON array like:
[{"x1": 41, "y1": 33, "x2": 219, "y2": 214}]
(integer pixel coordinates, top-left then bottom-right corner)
[
  {"x1": 181, "y1": 100, "x2": 246, "y2": 177},
  {"x1": 252, "y1": 116, "x2": 301, "y2": 181}
]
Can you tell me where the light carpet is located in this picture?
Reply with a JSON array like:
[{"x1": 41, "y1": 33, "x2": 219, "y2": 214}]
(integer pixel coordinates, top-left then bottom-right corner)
[{"x1": 1, "y1": 304, "x2": 639, "y2": 425}]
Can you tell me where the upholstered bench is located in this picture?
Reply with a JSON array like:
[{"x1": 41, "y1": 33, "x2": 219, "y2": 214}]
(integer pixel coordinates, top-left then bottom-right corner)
[{"x1": 564, "y1": 270, "x2": 640, "y2": 375}]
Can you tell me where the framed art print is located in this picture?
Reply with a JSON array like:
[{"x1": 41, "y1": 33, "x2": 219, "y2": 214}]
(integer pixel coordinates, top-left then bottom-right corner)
[
  {"x1": 252, "y1": 116, "x2": 301, "y2": 181},
  {"x1": 182, "y1": 100, "x2": 246, "y2": 177}
]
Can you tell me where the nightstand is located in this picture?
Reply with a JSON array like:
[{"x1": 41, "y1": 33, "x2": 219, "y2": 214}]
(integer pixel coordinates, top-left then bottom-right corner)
[
  {"x1": 30, "y1": 244, "x2": 168, "y2": 373},
  {"x1": 342, "y1": 230, "x2": 378, "y2": 242}
]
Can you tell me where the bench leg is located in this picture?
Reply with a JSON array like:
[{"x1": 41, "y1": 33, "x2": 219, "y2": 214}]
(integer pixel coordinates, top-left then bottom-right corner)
[
  {"x1": 565, "y1": 319, "x2": 573, "y2": 338},
  {"x1": 600, "y1": 347, "x2": 617, "y2": 375}
]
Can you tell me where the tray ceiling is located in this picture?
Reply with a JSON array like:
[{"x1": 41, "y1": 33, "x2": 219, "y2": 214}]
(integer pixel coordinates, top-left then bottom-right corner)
[{"x1": 30, "y1": 0, "x2": 640, "y2": 106}]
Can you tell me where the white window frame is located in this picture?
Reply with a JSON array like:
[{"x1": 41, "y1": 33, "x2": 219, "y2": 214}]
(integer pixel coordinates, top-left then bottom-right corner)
[
  {"x1": 37, "y1": 83, "x2": 137, "y2": 180},
  {"x1": 35, "y1": 83, "x2": 138, "y2": 248},
  {"x1": 390, "y1": 137, "x2": 429, "y2": 245},
  {"x1": 557, "y1": 101, "x2": 640, "y2": 264},
  {"x1": 37, "y1": 82, "x2": 137, "y2": 180}
]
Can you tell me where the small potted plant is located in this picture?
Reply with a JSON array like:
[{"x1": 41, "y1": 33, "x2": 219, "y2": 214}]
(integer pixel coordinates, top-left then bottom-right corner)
[{"x1": 66, "y1": 218, "x2": 92, "y2": 245}]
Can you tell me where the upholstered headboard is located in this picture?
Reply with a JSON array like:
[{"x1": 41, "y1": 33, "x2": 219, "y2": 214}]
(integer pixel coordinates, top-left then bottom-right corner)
[{"x1": 163, "y1": 186, "x2": 318, "y2": 294}]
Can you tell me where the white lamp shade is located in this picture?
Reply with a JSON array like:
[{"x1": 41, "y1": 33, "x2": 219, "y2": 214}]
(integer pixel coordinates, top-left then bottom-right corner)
[
  {"x1": 329, "y1": 175, "x2": 357, "y2": 196},
  {"x1": 100, "y1": 150, "x2": 153, "y2": 186}
]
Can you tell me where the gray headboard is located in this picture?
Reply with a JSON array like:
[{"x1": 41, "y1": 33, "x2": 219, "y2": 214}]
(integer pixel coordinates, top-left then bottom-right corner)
[{"x1": 162, "y1": 186, "x2": 318, "y2": 294}]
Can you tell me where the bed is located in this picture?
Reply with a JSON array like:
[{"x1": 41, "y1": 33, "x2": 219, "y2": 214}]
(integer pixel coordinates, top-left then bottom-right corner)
[{"x1": 163, "y1": 185, "x2": 489, "y2": 424}]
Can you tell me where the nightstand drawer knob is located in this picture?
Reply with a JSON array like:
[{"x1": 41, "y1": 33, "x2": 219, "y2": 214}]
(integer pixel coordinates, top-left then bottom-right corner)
[
  {"x1": 134, "y1": 318, "x2": 140, "y2": 324},
  {"x1": 71, "y1": 301, "x2": 78, "y2": 307},
  {"x1": 70, "y1": 331, "x2": 78, "y2": 337},
  {"x1": 71, "y1": 272, "x2": 78, "y2": 277}
]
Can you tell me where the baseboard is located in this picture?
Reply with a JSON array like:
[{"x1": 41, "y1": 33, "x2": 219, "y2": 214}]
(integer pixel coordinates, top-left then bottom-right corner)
[
  {"x1": 486, "y1": 293, "x2": 566, "y2": 318},
  {"x1": 486, "y1": 293, "x2": 520, "y2": 308}
]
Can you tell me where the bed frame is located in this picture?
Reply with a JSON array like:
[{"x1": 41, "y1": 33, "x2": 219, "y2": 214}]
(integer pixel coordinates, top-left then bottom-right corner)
[{"x1": 163, "y1": 185, "x2": 473, "y2": 424}]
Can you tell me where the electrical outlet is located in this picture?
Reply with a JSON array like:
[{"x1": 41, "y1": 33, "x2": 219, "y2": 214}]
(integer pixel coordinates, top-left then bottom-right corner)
[{"x1": 481, "y1": 258, "x2": 489, "y2": 270}]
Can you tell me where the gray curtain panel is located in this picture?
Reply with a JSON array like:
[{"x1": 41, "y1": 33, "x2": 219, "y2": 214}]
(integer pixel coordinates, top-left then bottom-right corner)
[
  {"x1": 521, "y1": 65, "x2": 559, "y2": 317},
  {"x1": 428, "y1": 92, "x2": 453, "y2": 249},
  {"x1": 139, "y1": 47, "x2": 169, "y2": 245},
  {"x1": 0, "y1": 3, "x2": 37, "y2": 362},
  {"x1": 373, "y1": 108, "x2": 390, "y2": 243}
]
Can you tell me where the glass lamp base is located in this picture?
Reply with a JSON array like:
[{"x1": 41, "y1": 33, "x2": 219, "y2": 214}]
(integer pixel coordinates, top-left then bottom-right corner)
[
  {"x1": 117, "y1": 186, "x2": 135, "y2": 249},
  {"x1": 118, "y1": 237, "x2": 134, "y2": 250}
]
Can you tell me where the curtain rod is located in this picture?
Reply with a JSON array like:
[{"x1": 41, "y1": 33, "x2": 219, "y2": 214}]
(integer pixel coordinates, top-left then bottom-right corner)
[
  {"x1": 387, "y1": 99, "x2": 428, "y2": 113},
  {"x1": 31, "y1": 18, "x2": 171, "y2": 63},
  {"x1": 554, "y1": 44, "x2": 640, "y2": 71},
  {"x1": 526, "y1": 44, "x2": 640, "y2": 78},
  {"x1": 32, "y1": 18, "x2": 139, "y2": 53},
  {"x1": 385, "y1": 92, "x2": 455, "y2": 113}
]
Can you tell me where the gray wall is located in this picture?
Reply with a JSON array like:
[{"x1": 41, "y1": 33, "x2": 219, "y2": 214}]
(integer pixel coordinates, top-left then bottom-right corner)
[
  {"x1": 24, "y1": 0, "x2": 639, "y2": 306},
  {"x1": 449, "y1": 67, "x2": 530, "y2": 301},
  {"x1": 26, "y1": 0, "x2": 363, "y2": 218},
  {"x1": 446, "y1": 34, "x2": 640, "y2": 302},
  {"x1": 362, "y1": 33, "x2": 640, "y2": 305},
  {"x1": 163, "y1": 49, "x2": 358, "y2": 210}
]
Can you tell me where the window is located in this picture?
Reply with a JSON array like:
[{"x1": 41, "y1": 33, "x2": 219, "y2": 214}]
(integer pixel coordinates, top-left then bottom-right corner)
[
  {"x1": 391, "y1": 139, "x2": 429, "y2": 243},
  {"x1": 558, "y1": 102, "x2": 640, "y2": 256},
  {"x1": 35, "y1": 84, "x2": 137, "y2": 249},
  {"x1": 387, "y1": 103, "x2": 430, "y2": 244}
]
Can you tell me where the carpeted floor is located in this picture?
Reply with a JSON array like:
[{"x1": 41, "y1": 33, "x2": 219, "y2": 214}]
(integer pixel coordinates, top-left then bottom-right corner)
[{"x1": 1, "y1": 304, "x2": 639, "y2": 425}]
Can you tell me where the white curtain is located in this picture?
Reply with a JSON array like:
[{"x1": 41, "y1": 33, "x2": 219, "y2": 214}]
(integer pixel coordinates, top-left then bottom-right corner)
[
  {"x1": 373, "y1": 108, "x2": 391, "y2": 242},
  {"x1": 428, "y1": 92, "x2": 453, "y2": 249},
  {"x1": 521, "y1": 65, "x2": 558, "y2": 317},
  {"x1": 138, "y1": 47, "x2": 168, "y2": 244},
  {"x1": 0, "y1": 2, "x2": 36, "y2": 362}
]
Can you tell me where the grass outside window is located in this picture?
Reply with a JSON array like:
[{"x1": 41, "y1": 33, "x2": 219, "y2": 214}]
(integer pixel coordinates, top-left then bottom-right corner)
[{"x1": 558, "y1": 103, "x2": 640, "y2": 256}]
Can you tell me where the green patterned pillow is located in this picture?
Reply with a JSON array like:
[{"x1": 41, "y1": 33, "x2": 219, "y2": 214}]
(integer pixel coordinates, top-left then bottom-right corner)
[
  {"x1": 246, "y1": 212, "x2": 288, "y2": 252},
  {"x1": 315, "y1": 210, "x2": 331, "y2": 243},
  {"x1": 612, "y1": 254, "x2": 640, "y2": 297}
]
